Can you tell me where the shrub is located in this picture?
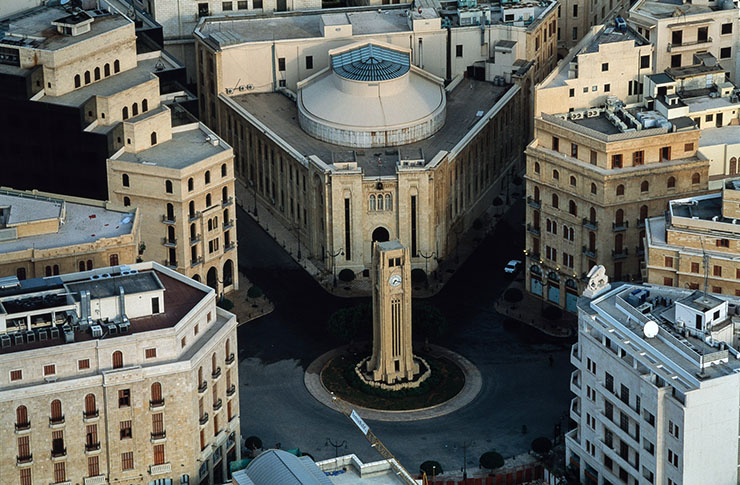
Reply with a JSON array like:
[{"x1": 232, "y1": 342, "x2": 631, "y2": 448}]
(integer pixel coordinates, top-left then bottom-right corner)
[
  {"x1": 420, "y1": 461, "x2": 443, "y2": 476},
  {"x1": 503, "y1": 288, "x2": 523, "y2": 303},
  {"x1": 247, "y1": 286, "x2": 263, "y2": 298},
  {"x1": 531, "y1": 437, "x2": 553, "y2": 454},
  {"x1": 338, "y1": 269, "x2": 356, "y2": 282},
  {"x1": 542, "y1": 305, "x2": 562, "y2": 321},
  {"x1": 343, "y1": 356, "x2": 440, "y2": 398},
  {"x1": 217, "y1": 298, "x2": 234, "y2": 311},
  {"x1": 479, "y1": 451, "x2": 504, "y2": 470},
  {"x1": 244, "y1": 436, "x2": 263, "y2": 450},
  {"x1": 327, "y1": 304, "x2": 371, "y2": 342}
]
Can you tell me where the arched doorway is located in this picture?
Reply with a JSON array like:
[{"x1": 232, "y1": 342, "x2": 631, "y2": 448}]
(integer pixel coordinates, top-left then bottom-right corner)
[
  {"x1": 206, "y1": 267, "x2": 218, "y2": 290},
  {"x1": 371, "y1": 227, "x2": 389, "y2": 242},
  {"x1": 192, "y1": 274, "x2": 201, "y2": 282},
  {"x1": 223, "y1": 260, "x2": 233, "y2": 287}
]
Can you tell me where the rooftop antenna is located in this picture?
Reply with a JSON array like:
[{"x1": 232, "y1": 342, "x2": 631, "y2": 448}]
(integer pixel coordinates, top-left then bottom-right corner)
[{"x1": 700, "y1": 237, "x2": 709, "y2": 298}]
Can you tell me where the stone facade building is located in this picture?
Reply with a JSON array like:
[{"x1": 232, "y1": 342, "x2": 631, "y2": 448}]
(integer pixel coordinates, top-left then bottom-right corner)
[
  {"x1": 645, "y1": 182, "x2": 740, "y2": 297},
  {"x1": 0, "y1": 189, "x2": 140, "y2": 281},
  {"x1": 0, "y1": 261, "x2": 240, "y2": 485},
  {"x1": 569, "y1": 282, "x2": 740, "y2": 485}
]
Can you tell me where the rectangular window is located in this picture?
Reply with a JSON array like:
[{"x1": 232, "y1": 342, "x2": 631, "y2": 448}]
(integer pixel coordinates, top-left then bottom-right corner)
[
  {"x1": 632, "y1": 150, "x2": 644, "y2": 166},
  {"x1": 145, "y1": 348, "x2": 157, "y2": 359},
  {"x1": 663, "y1": 277, "x2": 673, "y2": 286},
  {"x1": 692, "y1": 262, "x2": 700, "y2": 273},
  {"x1": 611, "y1": 154, "x2": 623, "y2": 168},
  {"x1": 78, "y1": 359, "x2": 90, "y2": 370},
  {"x1": 590, "y1": 150, "x2": 597, "y2": 165},
  {"x1": 721, "y1": 47, "x2": 732, "y2": 59},
  {"x1": 118, "y1": 389, "x2": 131, "y2": 408},
  {"x1": 43, "y1": 364, "x2": 56, "y2": 376},
  {"x1": 278, "y1": 57, "x2": 286, "y2": 71},
  {"x1": 640, "y1": 55, "x2": 650, "y2": 69},
  {"x1": 668, "y1": 449, "x2": 679, "y2": 467},
  {"x1": 18, "y1": 436, "x2": 30, "y2": 458},
  {"x1": 200, "y1": 429, "x2": 206, "y2": 450},
  {"x1": 569, "y1": 88, "x2": 574, "y2": 97},
  {"x1": 222, "y1": 1, "x2": 233, "y2": 10},
  {"x1": 713, "y1": 286, "x2": 722, "y2": 294},
  {"x1": 671, "y1": 54, "x2": 681, "y2": 68},
  {"x1": 572, "y1": 27, "x2": 578, "y2": 40},
  {"x1": 604, "y1": 83, "x2": 610, "y2": 92},
  {"x1": 684, "y1": 142, "x2": 694, "y2": 152},
  {"x1": 660, "y1": 146, "x2": 671, "y2": 162},
  {"x1": 238, "y1": 0, "x2": 248, "y2": 8},
  {"x1": 601, "y1": 62, "x2": 608, "y2": 72},
  {"x1": 88, "y1": 455, "x2": 99, "y2": 477},
  {"x1": 153, "y1": 413, "x2": 164, "y2": 434},
  {"x1": 151, "y1": 297, "x2": 160, "y2": 314},
  {"x1": 573, "y1": 4, "x2": 578, "y2": 16},
  {"x1": 722, "y1": 22, "x2": 733, "y2": 34},
  {"x1": 665, "y1": 256, "x2": 673, "y2": 268},
  {"x1": 571, "y1": 143, "x2": 578, "y2": 158},
  {"x1": 181, "y1": 337, "x2": 187, "y2": 348},
  {"x1": 20, "y1": 469, "x2": 31, "y2": 485},
  {"x1": 154, "y1": 444, "x2": 166, "y2": 465},
  {"x1": 552, "y1": 136, "x2": 559, "y2": 151},
  {"x1": 10, "y1": 369, "x2": 22, "y2": 381},
  {"x1": 54, "y1": 462, "x2": 66, "y2": 483},
  {"x1": 456, "y1": 45, "x2": 463, "y2": 57},
  {"x1": 306, "y1": 56, "x2": 313, "y2": 70},
  {"x1": 120, "y1": 420, "x2": 132, "y2": 439},
  {"x1": 122, "y1": 451, "x2": 134, "y2": 470},
  {"x1": 717, "y1": 238, "x2": 730, "y2": 248},
  {"x1": 714, "y1": 265, "x2": 722, "y2": 277},
  {"x1": 254, "y1": 0, "x2": 263, "y2": 7}
]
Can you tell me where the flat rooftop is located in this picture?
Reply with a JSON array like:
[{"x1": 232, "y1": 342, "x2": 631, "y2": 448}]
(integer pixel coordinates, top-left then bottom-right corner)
[
  {"x1": 114, "y1": 124, "x2": 230, "y2": 169},
  {"x1": 632, "y1": 0, "x2": 726, "y2": 19},
  {"x1": 670, "y1": 193, "x2": 723, "y2": 221},
  {"x1": 231, "y1": 78, "x2": 508, "y2": 176},
  {"x1": 0, "y1": 191, "x2": 135, "y2": 254},
  {"x1": 0, "y1": 6, "x2": 129, "y2": 51},
  {"x1": 698, "y1": 125, "x2": 740, "y2": 147}
]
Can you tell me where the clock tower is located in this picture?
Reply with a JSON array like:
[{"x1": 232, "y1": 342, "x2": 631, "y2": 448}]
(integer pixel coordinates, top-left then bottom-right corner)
[{"x1": 367, "y1": 240, "x2": 419, "y2": 384}]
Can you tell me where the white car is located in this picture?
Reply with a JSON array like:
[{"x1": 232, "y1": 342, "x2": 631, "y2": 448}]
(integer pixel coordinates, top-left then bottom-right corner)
[{"x1": 504, "y1": 260, "x2": 522, "y2": 274}]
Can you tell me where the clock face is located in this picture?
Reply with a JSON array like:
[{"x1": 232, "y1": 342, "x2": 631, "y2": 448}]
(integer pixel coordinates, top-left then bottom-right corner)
[{"x1": 388, "y1": 274, "x2": 402, "y2": 287}]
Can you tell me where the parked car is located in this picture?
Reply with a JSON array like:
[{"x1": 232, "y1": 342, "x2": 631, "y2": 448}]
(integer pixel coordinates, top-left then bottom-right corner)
[{"x1": 504, "y1": 260, "x2": 522, "y2": 275}]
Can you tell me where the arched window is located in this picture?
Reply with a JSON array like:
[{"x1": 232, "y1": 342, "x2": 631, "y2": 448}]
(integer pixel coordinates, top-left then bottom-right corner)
[
  {"x1": 589, "y1": 207, "x2": 596, "y2": 224},
  {"x1": 84, "y1": 71, "x2": 91, "y2": 84},
  {"x1": 16, "y1": 405, "x2": 28, "y2": 427},
  {"x1": 212, "y1": 353, "x2": 217, "y2": 373},
  {"x1": 546, "y1": 219, "x2": 552, "y2": 232},
  {"x1": 190, "y1": 223, "x2": 197, "y2": 240},
  {"x1": 667, "y1": 176, "x2": 676, "y2": 189},
  {"x1": 50, "y1": 399, "x2": 62, "y2": 420},
  {"x1": 123, "y1": 196, "x2": 130, "y2": 207},
  {"x1": 731, "y1": 157, "x2": 737, "y2": 175},
  {"x1": 692, "y1": 173, "x2": 701, "y2": 184},
  {"x1": 94, "y1": 67, "x2": 100, "y2": 81},
  {"x1": 188, "y1": 178, "x2": 194, "y2": 192},
  {"x1": 165, "y1": 180, "x2": 173, "y2": 193},
  {"x1": 198, "y1": 367, "x2": 204, "y2": 385},
  {"x1": 208, "y1": 219, "x2": 213, "y2": 232},
  {"x1": 222, "y1": 186, "x2": 228, "y2": 203},
  {"x1": 74, "y1": 74, "x2": 81, "y2": 88},
  {"x1": 122, "y1": 106, "x2": 129, "y2": 120},
  {"x1": 640, "y1": 180, "x2": 649, "y2": 192},
  {"x1": 588, "y1": 232, "x2": 596, "y2": 251},
  {"x1": 112, "y1": 351, "x2": 123, "y2": 369},
  {"x1": 569, "y1": 200, "x2": 577, "y2": 216},
  {"x1": 590, "y1": 183, "x2": 596, "y2": 195},
  {"x1": 552, "y1": 193, "x2": 559, "y2": 209},
  {"x1": 562, "y1": 224, "x2": 568, "y2": 238},
  {"x1": 534, "y1": 186, "x2": 540, "y2": 202},
  {"x1": 221, "y1": 163, "x2": 227, "y2": 177},
  {"x1": 46, "y1": 265, "x2": 52, "y2": 277},
  {"x1": 615, "y1": 209, "x2": 624, "y2": 225},
  {"x1": 122, "y1": 174, "x2": 129, "y2": 187},
  {"x1": 534, "y1": 162, "x2": 540, "y2": 174},
  {"x1": 166, "y1": 203, "x2": 174, "y2": 220},
  {"x1": 86, "y1": 260, "x2": 93, "y2": 270},
  {"x1": 385, "y1": 194, "x2": 392, "y2": 211},
  {"x1": 214, "y1": 216, "x2": 218, "y2": 228},
  {"x1": 151, "y1": 382, "x2": 163, "y2": 404},
  {"x1": 640, "y1": 205, "x2": 648, "y2": 221},
  {"x1": 189, "y1": 201, "x2": 195, "y2": 218},
  {"x1": 53, "y1": 265, "x2": 59, "y2": 275},
  {"x1": 205, "y1": 171, "x2": 211, "y2": 184},
  {"x1": 569, "y1": 227, "x2": 574, "y2": 241},
  {"x1": 132, "y1": 103, "x2": 138, "y2": 117},
  {"x1": 616, "y1": 184, "x2": 624, "y2": 196},
  {"x1": 615, "y1": 233, "x2": 624, "y2": 252},
  {"x1": 104, "y1": 63, "x2": 110, "y2": 77},
  {"x1": 110, "y1": 254, "x2": 119, "y2": 266},
  {"x1": 84, "y1": 394, "x2": 96, "y2": 415},
  {"x1": 570, "y1": 176, "x2": 576, "y2": 186},
  {"x1": 142, "y1": 99, "x2": 148, "y2": 112},
  {"x1": 151, "y1": 132, "x2": 157, "y2": 145},
  {"x1": 553, "y1": 169, "x2": 559, "y2": 180},
  {"x1": 206, "y1": 194, "x2": 212, "y2": 207},
  {"x1": 114, "y1": 59, "x2": 120, "y2": 73},
  {"x1": 552, "y1": 222, "x2": 557, "y2": 235},
  {"x1": 79, "y1": 261, "x2": 86, "y2": 272},
  {"x1": 369, "y1": 195, "x2": 376, "y2": 211}
]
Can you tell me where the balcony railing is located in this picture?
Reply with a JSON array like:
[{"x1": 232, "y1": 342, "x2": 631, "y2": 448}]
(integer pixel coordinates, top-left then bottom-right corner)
[
  {"x1": 16, "y1": 454, "x2": 33, "y2": 465},
  {"x1": 667, "y1": 37, "x2": 712, "y2": 52},
  {"x1": 582, "y1": 246, "x2": 597, "y2": 258},
  {"x1": 199, "y1": 413, "x2": 209, "y2": 425},
  {"x1": 150, "y1": 399, "x2": 165, "y2": 410},
  {"x1": 189, "y1": 211, "x2": 202, "y2": 222},
  {"x1": 83, "y1": 410, "x2": 99, "y2": 421},
  {"x1": 612, "y1": 221, "x2": 629, "y2": 231},
  {"x1": 198, "y1": 381, "x2": 208, "y2": 393},
  {"x1": 85, "y1": 442, "x2": 100, "y2": 452},
  {"x1": 164, "y1": 259, "x2": 177, "y2": 269},
  {"x1": 526, "y1": 223, "x2": 540, "y2": 236},
  {"x1": 84, "y1": 475, "x2": 107, "y2": 485},
  {"x1": 49, "y1": 416, "x2": 65, "y2": 427},
  {"x1": 212, "y1": 367, "x2": 222, "y2": 379},
  {"x1": 151, "y1": 431, "x2": 167, "y2": 442},
  {"x1": 225, "y1": 242, "x2": 236, "y2": 252},
  {"x1": 636, "y1": 219, "x2": 645, "y2": 228},
  {"x1": 190, "y1": 235, "x2": 201, "y2": 245},
  {"x1": 213, "y1": 398, "x2": 223, "y2": 411},
  {"x1": 163, "y1": 237, "x2": 177, "y2": 247},
  {"x1": 161, "y1": 214, "x2": 176, "y2": 224},
  {"x1": 227, "y1": 384, "x2": 236, "y2": 397},
  {"x1": 612, "y1": 248, "x2": 629, "y2": 259},
  {"x1": 14, "y1": 421, "x2": 30, "y2": 432},
  {"x1": 526, "y1": 196, "x2": 541, "y2": 209},
  {"x1": 582, "y1": 218, "x2": 598, "y2": 230},
  {"x1": 150, "y1": 463, "x2": 172, "y2": 476},
  {"x1": 222, "y1": 196, "x2": 234, "y2": 207},
  {"x1": 191, "y1": 257, "x2": 203, "y2": 268},
  {"x1": 636, "y1": 246, "x2": 645, "y2": 257},
  {"x1": 225, "y1": 353, "x2": 235, "y2": 366},
  {"x1": 224, "y1": 219, "x2": 234, "y2": 229},
  {"x1": 51, "y1": 448, "x2": 67, "y2": 459}
]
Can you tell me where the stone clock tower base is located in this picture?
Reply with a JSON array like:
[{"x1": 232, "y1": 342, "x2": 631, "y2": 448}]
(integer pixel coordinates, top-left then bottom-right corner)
[{"x1": 366, "y1": 240, "x2": 420, "y2": 385}]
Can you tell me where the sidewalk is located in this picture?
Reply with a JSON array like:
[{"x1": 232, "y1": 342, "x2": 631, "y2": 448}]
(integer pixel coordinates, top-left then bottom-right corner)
[
  {"x1": 228, "y1": 271, "x2": 274, "y2": 325},
  {"x1": 493, "y1": 276, "x2": 576, "y2": 339}
]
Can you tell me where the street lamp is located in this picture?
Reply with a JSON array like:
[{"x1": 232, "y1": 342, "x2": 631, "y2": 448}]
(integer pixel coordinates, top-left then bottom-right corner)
[
  {"x1": 326, "y1": 438, "x2": 347, "y2": 458},
  {"x1": 418, "y1": 250, "x2": 436, "y2": 287},
  {"x1": 460, "y1": 440, "x2": 475, "y2": 480},
  {"x1": 328, "y1": 248, "x2": 344, "y2": 287}
]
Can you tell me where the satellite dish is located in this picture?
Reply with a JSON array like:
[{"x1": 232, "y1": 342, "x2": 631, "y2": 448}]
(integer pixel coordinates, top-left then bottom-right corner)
[{"x1": 644, "y1": 320, "x2": 659, "y2": 339}]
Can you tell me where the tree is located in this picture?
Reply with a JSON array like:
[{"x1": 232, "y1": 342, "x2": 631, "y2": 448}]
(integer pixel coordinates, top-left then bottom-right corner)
[
  {"x1": 420, "y1": 460, "x2": 443, "y2": 476},
  {"x1": 479, "y1": 451, "x2": 504, "y2": 470},
  {"x1": 412, "y1": 302, "x2": 448, "y2": 340},
  {"x1": 327, "y1": 304, "x2": 371, "y2": 342},
  {"x1": 531, "y1": 437, "x2": 553, "y2": 454}
]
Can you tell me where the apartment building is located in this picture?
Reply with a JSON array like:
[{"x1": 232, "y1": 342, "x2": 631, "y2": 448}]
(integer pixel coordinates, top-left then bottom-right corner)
[
  {"x1": 568, "y1": 281, "x2": 740, "y2": 485},
  {"x1": 556, "y1": 0, "x2": 630, "y2": 55},
  {"x1": 0, "y1": 261, "x2": 240, "y2": 485},
  {"x1": 628, "y1": 0, "x2": 739, "y2": 84},
  {"x1": 0, "y1": 3, "x2": 238, "y2": 294},
  {"x1": 644, "y1": 182, "x2": 740, "y2": 296},
  {"x1": 0, "y1": 188, "x2": 140, "y2": 281}
]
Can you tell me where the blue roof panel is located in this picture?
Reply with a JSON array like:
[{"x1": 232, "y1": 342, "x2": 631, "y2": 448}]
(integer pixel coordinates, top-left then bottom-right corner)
[{"x1": 332, "y1": 43, "x2": 410, "y2": 81}]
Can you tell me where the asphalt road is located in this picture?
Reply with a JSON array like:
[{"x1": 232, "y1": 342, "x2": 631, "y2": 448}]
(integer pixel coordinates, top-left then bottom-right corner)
[{"x1": 235, "y1": 202, "x2": 574, "y2": 475}]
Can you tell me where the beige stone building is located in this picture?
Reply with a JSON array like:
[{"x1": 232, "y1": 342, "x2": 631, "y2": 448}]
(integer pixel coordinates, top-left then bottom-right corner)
[
  {"x1": 645, "y1": 183, "x2": 740, "y2": 296},
  {"x1": 0, "y1": 261, "x2": 240, "y2": 485},
  {"x1": 0, "y1": 188, "x2": 141, "y2": 281},
  {"x1": 556, "y1": 0, "x2": 630, "y2": 55}
]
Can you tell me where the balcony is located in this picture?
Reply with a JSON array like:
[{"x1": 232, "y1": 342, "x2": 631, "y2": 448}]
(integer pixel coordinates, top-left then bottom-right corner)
[
  {"x1": 150, "y1": 463, "x2": 172, "y2": 476},
  {"x1": 225, "y1": 242, "x2": 236, "y2": 252},
  {"x1": 51, "y1": 448, "x2": 67, "y2": 460},
  {"x1": 667, "y1": 36, "x2": 712, "y2": 52},
  {"x1": 151, "y1": 431, "x2": 167, "y2": 443},
  {"x1": 190, "y1": 235, "x2": 201, "y2": 245},
  {"x1": 570, "y1": 369, "x2": 581, "y2": 393},
  {"x1": 570, "y1": 343, "x2": 581, "y2": 365},
  {"x1": 164, "y1": 259, "x2": 177, "y2": 269},
  {"x1": 150, "y1": 399, "x2": 165, "y2": 411},
  {"x1": 612, "y1": 248, "x2": 629, "y2": 260},
  {"x1": 163, "y1": 237, "x2": 177, "y2": 247},
  {"x1": 49, "y1": 416, "x2": 65, "y2": 428},
  {"x1": 526, "y1": 196, "x2": 541, "y2": 209},
  {"x1": 225, "y1": 353, "x2": 235, "y2": 366},
  {"x1": 222, "y1": 196, "x2": 234, "y2": 207},
  {"x1": 526, "y1": 223, "x2": 540, "y2": 236},
  {"x1": 636, "y1": 246, "x2": 645, "y2": 257},
  {"x1": 189, "y1": 211, "x2": 202, "y2": 222},
  {"x1": 636, "y1": 218, "x2": 645, "y2": 228},
  {"x1": 224, "y1": 219, "x2": 234, "y2": 229},
  {"x1": 582, "y1": 246, "x2": 597, "y2": 258},
  {"x1": 582, "y1": 218, "x2": 598, "y2": 230},
  {"x1": 199, "y1": 412, "x2": 209, "y2": 425},
  {"x1": 227, "y1": 384, "x2": 236, "y2": 397},
  {"x1": 198, "y1": 381, "x2": 208, "y2": 393},
  {"x1": 570, "y1": 396, "x2": 581, "y2": 421},
  {"x1": 212, "y1": 367, "x2": 222, "y2": 380},
  {"x1": 85, "y1": 442, "x2": 101, "y2": 453},
  {"x1": 83, "y1": 410, "x2": 99, "y2": 423},
  {"x1": 84, "y1": 475, "x2": 107, "y2": 485},
  {"x1": 16, "y1": 454, "x2": 33, "y2": 466},
  {"x1": 191, "y1": 257, "x2": 203, "y2": 268},
  {"x1": 14, "y1": 421, "x2": 30, "y2": 433},
  {"x1": 213, "y1": 398, "x2": 223, "y2": 412},
  {"x1": 161, "y1": 214, "x2": 176, "y2": 225},
  {"x1": 612, "y1": 220, "x2": 629, "y2": 232}
]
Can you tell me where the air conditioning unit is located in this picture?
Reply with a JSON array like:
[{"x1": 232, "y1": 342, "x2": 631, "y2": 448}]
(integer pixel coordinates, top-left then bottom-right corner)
[
  {"x1": 91, "y1": 325, "x2": 103, "y2": 338},
  {"x1": 50, "y1": 327, "x2": 60, "y2": 339},
  {"x1": 107, "y1": 324, "x2": 118, "y2": 335},
  {"x1": 44, "y1": 376, "x2": 57, "y2": 383},
  {"x1": 38, "y1": 329, "x2": 48, "y2": 341},
  {"x1": 14, "y1": 334, "x2": 23, "y2": 345},
  {"x1": 586, "y1": 109, "x2": 600, "y2": 118},
  {"x1": 226, "y1": 88, "x2": 234, "y2": 94},
  {"x1": 0, "y1": 335, "x2": 11, "y2": 348}
]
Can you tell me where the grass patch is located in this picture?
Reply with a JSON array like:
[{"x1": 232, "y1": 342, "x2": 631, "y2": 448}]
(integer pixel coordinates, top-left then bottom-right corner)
[{"x1": 321, "y1": 352, "x2": 465, "y2": 410}]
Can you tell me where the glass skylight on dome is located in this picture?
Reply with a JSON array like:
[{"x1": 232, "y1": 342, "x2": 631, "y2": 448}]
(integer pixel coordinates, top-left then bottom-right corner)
[{"x1": 331, "y1": 43, "x2": 410, "y2": 81}]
